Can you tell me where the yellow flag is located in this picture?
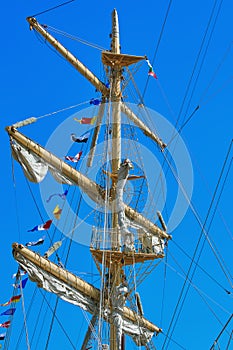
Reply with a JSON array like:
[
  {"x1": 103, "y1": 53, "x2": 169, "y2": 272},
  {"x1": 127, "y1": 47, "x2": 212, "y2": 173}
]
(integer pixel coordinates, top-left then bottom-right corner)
[{"x1": 53, "y1": 205, "x2": 62, "y2": 220}]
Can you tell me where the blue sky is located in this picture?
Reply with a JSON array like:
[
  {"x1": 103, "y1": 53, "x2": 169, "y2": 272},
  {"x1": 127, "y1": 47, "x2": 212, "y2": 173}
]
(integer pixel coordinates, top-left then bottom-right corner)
[{"x1": 1, "y1": 0, "x2": 232, "y2": 349}]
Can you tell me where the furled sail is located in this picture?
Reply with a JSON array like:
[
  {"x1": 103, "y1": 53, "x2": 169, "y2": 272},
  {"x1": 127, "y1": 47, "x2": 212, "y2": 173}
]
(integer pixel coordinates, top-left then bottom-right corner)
[
  {"x1": 13, "y1": 243, "x2": 161, "y2": 346},
  {"x1": 11, "y1": 139, "x2": 48, "y2": 183},
  {"x1": 7, "y1": 127, "x2": 171, "y2": 240},
  {"x1": 7, "y1": 127, "x2": 104, "y2": 204}
]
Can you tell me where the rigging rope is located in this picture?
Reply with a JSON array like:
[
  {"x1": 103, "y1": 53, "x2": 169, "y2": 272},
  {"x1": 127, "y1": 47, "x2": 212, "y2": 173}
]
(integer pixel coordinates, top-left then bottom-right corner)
[
  {"x1": 171, "y1": 240, "x2": 231, "y2": 295},
  {"x1": 177, "y1": 0, "x2": 225, "y2": 130},
  {"x1": 39, "y1": 290, "x2": 77, "y2": 349},
  {"x1": 96, "y1": 84, "x2": 113, "y2": 346},
  {"x1": 46, "y1": 25, "x2": 106, "y2": 51},
  {"x1": 174, "y1": 0, "x2": 223, "y2": 133},
  {"x1": 20, "y1": 277, "x2": 31, "y2": 350},
  {"x1": 31, "y1": 0, "x2": 76, "y2": 18},
  {"x1": 210, "y1": 314, "x2": 233, "y2": 350},
  {"x1": 167, "y1": 252, "x2": 232, "y2": 316},
  {"x1": 36, "y1": 100, "x2": 90, "y2": 120},
  {"x1": 226, "y1": 329, "x2": 233, "y2": 350},
  {"x1": 142, "y1": 0, "x2": 173, "y2": 100},
  {"x1": 10, "y1": 153, "x2": 22, "y2": 242},
  {"x1": 160, "y1": 249, "x2": 168, "y2": 328},
  {"x1": 161, "y1": 140, "x2": 233, "y2": 349},
  {"x1": 199, "y1": 41, "x2": 233, "y2": 106},
  {"x1": 44, "y1": 297, "x2": 60, "y2": 350}
]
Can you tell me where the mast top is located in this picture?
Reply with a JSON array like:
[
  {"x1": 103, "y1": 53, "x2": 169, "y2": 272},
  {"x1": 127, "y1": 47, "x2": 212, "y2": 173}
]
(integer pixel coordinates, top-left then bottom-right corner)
[{"x1": 111, "y1": 9, "x2": 120, "y2": 54}]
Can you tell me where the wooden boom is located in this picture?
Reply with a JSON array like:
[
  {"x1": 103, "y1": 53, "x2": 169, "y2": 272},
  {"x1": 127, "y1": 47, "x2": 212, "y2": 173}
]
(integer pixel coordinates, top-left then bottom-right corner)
[
  {"x1": 26, "y1": 17, "x2": 109, "y2": 96},
  {"x1": 6, "y1": 126, "x2": 171, "y2": 240},
  {"x1": 12, "y1": 243, "x2": 162, "y2": 335}
]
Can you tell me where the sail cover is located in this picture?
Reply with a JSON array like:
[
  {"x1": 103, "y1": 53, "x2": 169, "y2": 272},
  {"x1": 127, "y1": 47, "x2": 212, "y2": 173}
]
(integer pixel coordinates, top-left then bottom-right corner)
[
  {"x1": 11, "y1": 139, "x2": 72, "y2": 184},
  {"x1": 15, "y1": 252, "x2": 154, "y2": 346},
  {"x1": 8, "y1": 130, "x2": 170, "y2": 240},
  {"x1": 11, "y1": 140, "x2": 48, "y2": 183}
]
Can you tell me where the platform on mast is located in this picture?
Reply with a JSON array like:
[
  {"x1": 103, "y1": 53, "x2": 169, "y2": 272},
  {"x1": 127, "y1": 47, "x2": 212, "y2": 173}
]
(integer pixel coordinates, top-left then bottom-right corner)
[{"x1": 90, "y1": 248, "x2": 164, "y2": 267}]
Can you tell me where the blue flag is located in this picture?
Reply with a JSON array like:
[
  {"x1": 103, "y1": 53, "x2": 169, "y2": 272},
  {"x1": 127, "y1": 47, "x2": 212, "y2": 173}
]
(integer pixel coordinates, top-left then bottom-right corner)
[
  {"x1": 46, "y1": 190, "x2": 68, "y2": 203},
  {"x1": 28, "y1": 220, "x2": 52, "y2": 232},
  {"x1": 70, "y1": 132, "x2": 90, "y2": 143},
  {"x1": 0, "y1": 308, "x2": 16, "y2": 316},
  {"x1": 26, "y1": 235, "x2": 45, "y2": 247},
  {"x1": 90, "y1": 98, "x2": 101, "y2": 105},
  {"x1": 13, "y1": 277, "x2": 28, "y2": 289}
]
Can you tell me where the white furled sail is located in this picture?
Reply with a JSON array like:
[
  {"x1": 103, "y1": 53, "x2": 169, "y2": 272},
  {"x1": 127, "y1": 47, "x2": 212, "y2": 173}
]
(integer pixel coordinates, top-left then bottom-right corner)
[
  {"x1": 7, "y1": 127, "x2": 171, "y2": 241},
  {"x1": 13, "y1": 243, "x2": 160, "y2": 346}
]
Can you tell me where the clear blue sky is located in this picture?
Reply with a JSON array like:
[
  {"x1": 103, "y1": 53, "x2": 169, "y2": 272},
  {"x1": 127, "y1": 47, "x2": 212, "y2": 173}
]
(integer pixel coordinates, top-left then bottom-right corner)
[{"x1": 1, "y1": 0, "x2": 232, "y2": 349}]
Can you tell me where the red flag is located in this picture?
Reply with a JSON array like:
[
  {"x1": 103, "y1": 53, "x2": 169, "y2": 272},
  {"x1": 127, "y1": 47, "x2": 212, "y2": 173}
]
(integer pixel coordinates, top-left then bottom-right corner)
[
  {"x1": 65, "y1": 151, "x2": 82, "y2": 163},
  {"x1": 28, "y1": 219, "x2": 52, "y2": 232},
  {"x1": 146, "y1": 59, "x2": 158, "y2": 79},
  {"x1": 74, "y1": 116, "x2": 96, "y2": 124},
  {"x1": 1, "y1": 295, "x2": 21, "y2": 307},
  {"x1": 0, "y1": 321, "x2": 11, "y2": 328},
  {"x1": 148, "y1": 68, "x2": 157, "y2": 79}
]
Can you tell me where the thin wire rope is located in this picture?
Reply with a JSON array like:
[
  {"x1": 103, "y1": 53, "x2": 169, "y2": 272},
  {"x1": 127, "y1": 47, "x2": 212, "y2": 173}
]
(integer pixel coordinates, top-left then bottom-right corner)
[
  {"x1": 171, "y1": 240, "x2": 231, "y2": 295},
  {"x1": 160, "y1": 249, "x2": 168, "y2": 327},
  {"x1": 225, "y1": 329, "x2": 233, "y2": 350},
  {"x1": 160, "y1": 330, "x2": 187, "y2": 350},
  {"x1": 81, "y1": 310, "x2": 101, "y2": 347},
  {"x1": 166, "y1": 105, "x2": 200, "y2": 147},
  {"x1": 178, "y1": 0, "x2": 224, "y2": 129},
  {"x1": 163, "y1": 147, "x2": 233, "y2": 287},
  {"x1": 200, "y1": 75, "x2": 233, "y2": 106},
  {"x1": 4, "y1": 280, "x2": 29, "y2": 350},
  {"x1": 193, "y1": 156, "x2": 233, "y2": 241},
  {"x1": 132, "y1": 255, "x2": 142, "y2": 350},
  {"x1": 8, "y1": 163, "x2": 52, "y2": 347},
  {"x1": 46, "y1": 25, "x2": 106, "y2": 51},
  {"x1": 142, "y1": 0, "x2": 173, "y2": 100},
  {"x1": 11, "y1": 141, "x2": 58, "y2": 260},
  {"x1": 31, "y1": 0, "x2": 76, "y2": 17},
  {"x1": 30, "y1": 291, "x2": 49, "y2": 348},
  {"x1": 175, "y1": 0, "x2": 221, "y2": 132},
  {"x1": 10, "y1": 139, "x2": 95, "y2": 348},
  {"x1": 10, "y1": 153, "x2": 22, "y2": 241},
  {"x1": 97, "y1": 91, "x2": 112, "y2": 346},
  {"x1": 196, "y1": 156, "x2": 233, "y2": 280},
  {"x1": 37, "y1": 100, "x2": 90, "y2": 120},
  {"x1": 210, "y1": 314, "x2": 233, "y2": 350},
  {"x1": 156, "y1": 0, "x2": 224, "y2": 215},
  {"x1": 199, "y1": 41, "x2": 233, "y2": 106},
  {"x1": 167, "y1": 253, "x2": 232, "y2": 316},
  {"x1": 44, "y1": 297, "x2": 59, "y2": 350},
  {"x1": 20, "y1": 278, "x2": 31, "y2": 350},
  {"x1": 161, "y1": 140, "x2": 233, "y2": 349},
  {"x1": 53, "y1": 158, "x2": 94, "y2": 345},
  {"x1": 38, "y1": 290, "x2": 76, "y2": 349}
]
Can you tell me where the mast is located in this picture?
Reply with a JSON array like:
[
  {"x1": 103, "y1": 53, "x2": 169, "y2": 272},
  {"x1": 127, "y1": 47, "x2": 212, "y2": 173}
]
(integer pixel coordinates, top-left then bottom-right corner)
[
  {"x1": 109, "y1": 9, "x2": 122, "y2": 349},
  {"x1": 6, "y1": 9, "x2": 171, "y2": 349},
  {"x1": 6, "y1": 126, "x2": 170, "y2": 240}
]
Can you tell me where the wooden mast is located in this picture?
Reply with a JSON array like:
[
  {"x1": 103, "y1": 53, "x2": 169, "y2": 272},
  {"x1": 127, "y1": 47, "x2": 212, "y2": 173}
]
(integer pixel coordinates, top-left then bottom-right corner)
[
  {"x1": 6, "y1": 10, "x2": 172, "y2": 349},
  {"x1": 109, "y1": 9, "x2": 122, "y2": 350}
]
